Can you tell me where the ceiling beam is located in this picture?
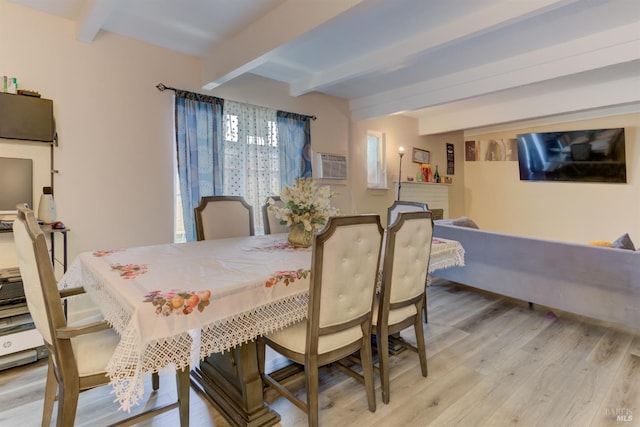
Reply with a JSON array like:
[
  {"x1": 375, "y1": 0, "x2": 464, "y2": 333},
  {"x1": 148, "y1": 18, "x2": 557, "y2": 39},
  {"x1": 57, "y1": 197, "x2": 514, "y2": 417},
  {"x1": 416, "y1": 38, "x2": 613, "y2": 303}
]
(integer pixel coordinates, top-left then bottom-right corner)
[
  {"x1": 200, "y1": 0, "x2": 368, "y2": 90},
  {"x1": 76, "y1": 0, "x2": 123, "y2": 43},
  {"x1": 350, "y1": 23, "x2": 640, "y2": 121},
  {"x1": 289, "y1": 0, "x2": 580, "y2": 96}
]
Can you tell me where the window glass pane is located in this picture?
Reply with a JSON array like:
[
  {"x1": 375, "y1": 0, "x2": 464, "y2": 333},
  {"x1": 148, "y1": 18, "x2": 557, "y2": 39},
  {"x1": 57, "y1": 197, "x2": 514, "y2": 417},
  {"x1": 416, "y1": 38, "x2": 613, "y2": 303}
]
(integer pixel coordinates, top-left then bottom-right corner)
[{"x1": 367, "y1": 131, "x2": 386, "y2": 188}]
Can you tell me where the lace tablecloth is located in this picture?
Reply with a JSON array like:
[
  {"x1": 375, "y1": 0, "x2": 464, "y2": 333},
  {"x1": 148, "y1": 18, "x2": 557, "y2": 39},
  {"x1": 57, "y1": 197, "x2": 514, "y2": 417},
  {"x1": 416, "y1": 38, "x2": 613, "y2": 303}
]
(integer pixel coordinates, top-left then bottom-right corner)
[
  {"x1": 58, "y1": 234, "x2": 312, "y2": 411},
  {"x1": 429, "y1": 237, "x2": 465, "y2": 272},
  {"x1": 58, "y1": 234, "x2": 464, "y2": 411}
]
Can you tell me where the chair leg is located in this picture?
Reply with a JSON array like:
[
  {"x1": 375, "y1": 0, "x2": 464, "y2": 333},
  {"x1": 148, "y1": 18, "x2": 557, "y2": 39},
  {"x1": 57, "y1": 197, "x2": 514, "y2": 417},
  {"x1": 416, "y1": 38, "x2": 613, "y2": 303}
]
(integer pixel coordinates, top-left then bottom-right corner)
[
  {"x1": 305, "y1": 358, "x2": 319, "y2": 427},
  {"x1": 41, "y1": 359, "x2": 56, "y2": 427},
  {"x1": 176, "y1": 366, "x2": 190, "y2": 427},
  {"x1": 377, "y1": 327, "x2": 391, "y2": 404},
  {"x1": 414, "y1": 315, "x2": 428, "y2": 377},
  {"x1": 360, "y1": 333, "x2": 377, "y2": 412},
  {"x1": 423, "y1": 291, "x2": 428, "y2": 323},
  {"x1": 152, "y1": 371, "x2": 160, "y2": 391},
  {"x1": 56, "y1": 382, "x2": 79, "y2": 427}
]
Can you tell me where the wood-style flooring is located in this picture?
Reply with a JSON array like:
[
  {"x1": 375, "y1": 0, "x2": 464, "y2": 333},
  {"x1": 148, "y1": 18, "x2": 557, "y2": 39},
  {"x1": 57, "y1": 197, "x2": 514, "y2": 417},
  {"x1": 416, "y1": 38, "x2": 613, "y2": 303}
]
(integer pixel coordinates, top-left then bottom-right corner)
[{"x1": 0, "y1": 278, "x2": 638, "y2": 426}]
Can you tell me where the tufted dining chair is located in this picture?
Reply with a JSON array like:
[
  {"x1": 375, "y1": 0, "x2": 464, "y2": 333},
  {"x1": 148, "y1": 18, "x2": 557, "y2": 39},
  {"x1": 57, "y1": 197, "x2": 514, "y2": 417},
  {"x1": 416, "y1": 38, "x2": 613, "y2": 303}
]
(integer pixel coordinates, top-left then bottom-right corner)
[
  {"x1": 262, "y1": 196, "x2": 288, "y2": 235},
  {"x1": 386, "y1": 200, "x2": 428, "y2": 227},
  {"x1": 13, "y1": 205, "x2": 190, "y2": 426},
  {"x1": 194, "y1": 195, "x2": 254, "y2": 241},
  {"x1": 259, "y1": 215, "x2": 383, "y2": 427},
  {"x1": 386, "y1": 200, "x2": 430, "y2": 321},
  {"x1": 373, "y1": 210, "x2": 433, "y2": 404}
]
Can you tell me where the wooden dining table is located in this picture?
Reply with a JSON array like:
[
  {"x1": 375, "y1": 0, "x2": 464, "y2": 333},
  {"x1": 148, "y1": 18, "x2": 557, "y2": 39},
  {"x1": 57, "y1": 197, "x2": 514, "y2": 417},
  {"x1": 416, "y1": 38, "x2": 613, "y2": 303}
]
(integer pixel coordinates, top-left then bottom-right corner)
[{"x1": 58, "y1": 233, "x2": 464, "y2": 426}]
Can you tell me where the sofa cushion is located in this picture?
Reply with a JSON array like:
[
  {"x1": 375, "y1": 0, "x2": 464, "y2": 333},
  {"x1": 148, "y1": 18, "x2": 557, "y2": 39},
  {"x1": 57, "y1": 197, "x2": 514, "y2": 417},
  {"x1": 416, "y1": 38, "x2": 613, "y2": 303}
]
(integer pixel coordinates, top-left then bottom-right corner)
[
  {"x1": 451, "y1": 216, "x2": 479, "y2": 229},
  {"x1": 612, "y1": 233, "x2": 635, "y2": 251}
]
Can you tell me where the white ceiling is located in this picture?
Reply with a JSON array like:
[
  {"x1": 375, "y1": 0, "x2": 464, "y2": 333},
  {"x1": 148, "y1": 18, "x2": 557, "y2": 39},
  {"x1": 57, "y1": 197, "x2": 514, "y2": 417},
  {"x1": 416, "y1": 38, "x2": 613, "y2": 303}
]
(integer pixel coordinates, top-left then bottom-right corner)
[{"x1": 11, "y1": 0, "x2": 640, "y2": 130}]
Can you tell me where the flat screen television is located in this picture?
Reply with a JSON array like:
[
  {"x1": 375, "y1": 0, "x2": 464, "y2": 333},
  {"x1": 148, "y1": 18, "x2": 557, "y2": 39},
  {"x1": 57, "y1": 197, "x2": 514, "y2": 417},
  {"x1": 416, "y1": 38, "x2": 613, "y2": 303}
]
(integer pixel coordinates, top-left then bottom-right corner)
[
  {"x1": 0, "y1": 157, "x2": 33, "y2": 215},
  {"x1": 516, "y1": 128, "x2": 626, "y2": 183},
  {"x1": 0, "y1": 93, "x2": 55, "y2": 142}
]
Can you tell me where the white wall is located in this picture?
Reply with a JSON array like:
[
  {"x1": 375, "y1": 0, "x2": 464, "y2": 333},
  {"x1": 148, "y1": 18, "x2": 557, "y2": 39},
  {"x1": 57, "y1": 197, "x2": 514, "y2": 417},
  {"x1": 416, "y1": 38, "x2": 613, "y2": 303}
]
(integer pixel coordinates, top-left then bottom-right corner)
[{"x1": 0, "y1": 1, "x2": 350, "y2": 268}]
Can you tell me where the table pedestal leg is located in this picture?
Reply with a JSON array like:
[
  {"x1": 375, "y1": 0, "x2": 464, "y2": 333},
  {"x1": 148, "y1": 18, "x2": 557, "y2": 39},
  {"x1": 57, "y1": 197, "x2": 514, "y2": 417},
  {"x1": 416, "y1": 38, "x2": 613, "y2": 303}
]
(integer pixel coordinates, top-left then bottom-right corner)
[{"x1": 191, "y1": 341, "x2": 280, "y2": 427}]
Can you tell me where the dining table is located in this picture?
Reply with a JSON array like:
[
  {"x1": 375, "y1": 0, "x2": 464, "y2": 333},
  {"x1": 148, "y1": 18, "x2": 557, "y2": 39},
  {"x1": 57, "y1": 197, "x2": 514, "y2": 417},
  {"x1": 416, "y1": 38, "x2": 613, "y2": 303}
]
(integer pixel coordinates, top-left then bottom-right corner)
[{"x1": 58, "y1": 232, "x2": 464, "y2": 426}]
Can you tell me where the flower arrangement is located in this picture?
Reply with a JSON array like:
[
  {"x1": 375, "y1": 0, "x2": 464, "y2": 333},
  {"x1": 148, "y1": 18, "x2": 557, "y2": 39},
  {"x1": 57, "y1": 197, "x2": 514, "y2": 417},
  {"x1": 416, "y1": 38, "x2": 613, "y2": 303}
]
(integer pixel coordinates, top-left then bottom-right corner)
[{"x1": 268, "y1": 178, "x2": 339, "y2": 233}]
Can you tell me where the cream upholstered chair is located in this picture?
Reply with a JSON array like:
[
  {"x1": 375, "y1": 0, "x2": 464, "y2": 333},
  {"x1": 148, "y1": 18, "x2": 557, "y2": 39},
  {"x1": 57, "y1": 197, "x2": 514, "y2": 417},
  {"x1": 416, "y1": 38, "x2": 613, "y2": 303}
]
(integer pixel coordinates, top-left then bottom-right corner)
[
  {"x1": 259, "y1": 215, "x2": 383, "y2": 427},
  {"x1": 13, "y1": 205, "x2": 190, "y2": 426},
  {"x1": 386, "y1": 200, "x2": 430, "y2": 321},
  {"x1": 373, "y1": 210, "x2": 433, "y2": 404},
  {"x1": 262, "y1": 196, "x2": 288, "y2": 235},
  {"x1": 194, "y1": 195, "x2": 254, "y2": 241}
]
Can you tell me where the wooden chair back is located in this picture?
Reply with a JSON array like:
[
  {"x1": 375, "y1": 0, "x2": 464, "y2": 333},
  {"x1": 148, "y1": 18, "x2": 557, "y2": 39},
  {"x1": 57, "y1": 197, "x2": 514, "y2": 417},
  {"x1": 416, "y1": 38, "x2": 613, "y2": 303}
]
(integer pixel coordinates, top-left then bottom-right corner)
[
  {"x1": 309, "y1": 215, "x2": 384, "y2": 351},
  {"x1": 262, "y1": 196, "x2": 288, "y2": 235},
  {"x1": 386, "y1": 200, "x2": 428, "y2": 227},
  {"x1": 194, "y1": 195, "x2": 254, "y2": 240}
]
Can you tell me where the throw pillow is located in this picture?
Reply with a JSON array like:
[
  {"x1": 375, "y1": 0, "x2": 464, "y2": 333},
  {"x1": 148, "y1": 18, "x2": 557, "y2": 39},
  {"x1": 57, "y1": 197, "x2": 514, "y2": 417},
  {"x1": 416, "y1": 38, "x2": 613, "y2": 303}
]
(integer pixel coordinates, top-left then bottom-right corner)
[
  {"x1": 612, "y1": 233, "x2": 635, "y2": 251},
  {"x1": 451, "y1": 216, "x2": 479, "y2": 229}
]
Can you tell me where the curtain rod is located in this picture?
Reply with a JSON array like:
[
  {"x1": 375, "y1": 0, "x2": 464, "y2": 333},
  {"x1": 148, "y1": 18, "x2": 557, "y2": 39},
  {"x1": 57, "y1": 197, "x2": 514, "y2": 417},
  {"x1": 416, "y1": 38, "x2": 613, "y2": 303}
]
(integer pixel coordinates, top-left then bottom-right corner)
[{"x1": 156, "y1": 82, "x2": 317, "y2": 121}]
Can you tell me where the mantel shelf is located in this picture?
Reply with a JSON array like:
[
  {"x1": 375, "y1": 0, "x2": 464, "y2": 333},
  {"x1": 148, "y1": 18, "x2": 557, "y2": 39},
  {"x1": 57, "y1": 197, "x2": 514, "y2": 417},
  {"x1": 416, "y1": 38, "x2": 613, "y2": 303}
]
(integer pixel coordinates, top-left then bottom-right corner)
[{"x1": 394, "y1": 180, "x2": 450, "y2": 185}]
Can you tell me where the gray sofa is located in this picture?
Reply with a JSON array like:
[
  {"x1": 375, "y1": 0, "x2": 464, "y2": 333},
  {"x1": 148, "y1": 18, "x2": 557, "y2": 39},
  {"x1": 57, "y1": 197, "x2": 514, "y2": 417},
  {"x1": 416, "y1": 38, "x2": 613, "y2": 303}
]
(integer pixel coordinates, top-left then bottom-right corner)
[{"x1": 433, "y1": 223, "x2": 640, "y2": 330}]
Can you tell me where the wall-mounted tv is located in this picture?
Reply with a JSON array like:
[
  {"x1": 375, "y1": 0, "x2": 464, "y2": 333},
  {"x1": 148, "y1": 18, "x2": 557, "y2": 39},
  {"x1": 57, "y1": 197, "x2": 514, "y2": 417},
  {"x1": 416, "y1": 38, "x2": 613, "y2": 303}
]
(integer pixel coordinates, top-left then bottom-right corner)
[
  {"x1": 516, "y1": 128, "x2": 626, "y2": 183},
  {"x1": 0, "y1": 157, "x2": 33, "y2": 215},
  {"x1": 0, "y1": 93, "x2": 55, "y2": 142}
]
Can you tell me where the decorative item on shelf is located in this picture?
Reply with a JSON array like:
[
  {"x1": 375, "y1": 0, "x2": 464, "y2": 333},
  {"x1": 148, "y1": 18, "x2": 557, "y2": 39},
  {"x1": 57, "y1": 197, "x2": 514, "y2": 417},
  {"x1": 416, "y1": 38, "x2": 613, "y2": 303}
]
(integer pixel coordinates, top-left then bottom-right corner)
[
  {"x1": 268, "y1": 178, "x2": 340, "y2": 247},
  {"x1": 421, "y1": 163, "x2": 432, "y2": 182},
  {"x1": 434, "y1": 165, "x2": 440, "y2": 183},
  {"x1": 37, "y1": 186, "x2": 56, "y2": 224},
  {"x1": 397, "y1": 146, "x2": 405, "y2": 200},
  {"x1": 2, "y1": 76, "x2": 17, "y2": 94}
]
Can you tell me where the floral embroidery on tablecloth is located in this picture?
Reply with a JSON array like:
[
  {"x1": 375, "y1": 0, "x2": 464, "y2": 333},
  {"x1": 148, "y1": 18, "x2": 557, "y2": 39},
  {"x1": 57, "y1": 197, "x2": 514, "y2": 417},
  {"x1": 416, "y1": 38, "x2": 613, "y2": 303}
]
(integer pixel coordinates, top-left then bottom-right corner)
[
  {"x1": 432, "y1": 238, "x2": 447, "y2": 245},
  {"x1": 143, "y1": 289, "x2": 212, "y2": 316},
  {"x1": 265, "y1": 269, "x2": 310, "y2": 288},
  {"x1": 110, "y1": 263, "x2": 148, "y2": 279},
  {"x1": 93, "y1": 249, "x2": 123, "y2": 257},
  {"x1": 245, "y1": 241, "x2": 312, "y2": 252}
]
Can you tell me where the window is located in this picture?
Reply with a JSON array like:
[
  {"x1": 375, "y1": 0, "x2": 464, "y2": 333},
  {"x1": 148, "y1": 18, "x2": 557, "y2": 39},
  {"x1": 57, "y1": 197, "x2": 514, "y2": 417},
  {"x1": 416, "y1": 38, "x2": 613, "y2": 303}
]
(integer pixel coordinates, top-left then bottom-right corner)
[
  {"x1": 173, "y1": 94, "x2": 311, "y2": 242},
  {"x1": 367, "y1": 130, "x2": 387, "y2": 189}
]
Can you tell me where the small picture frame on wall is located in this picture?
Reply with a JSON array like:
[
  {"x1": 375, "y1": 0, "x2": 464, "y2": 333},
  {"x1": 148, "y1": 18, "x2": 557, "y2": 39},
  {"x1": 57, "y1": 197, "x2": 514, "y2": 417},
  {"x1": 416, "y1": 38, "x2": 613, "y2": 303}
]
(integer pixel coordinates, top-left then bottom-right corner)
[{"x1": 412, "y1": 148, "x2": 430, "y2": 164}]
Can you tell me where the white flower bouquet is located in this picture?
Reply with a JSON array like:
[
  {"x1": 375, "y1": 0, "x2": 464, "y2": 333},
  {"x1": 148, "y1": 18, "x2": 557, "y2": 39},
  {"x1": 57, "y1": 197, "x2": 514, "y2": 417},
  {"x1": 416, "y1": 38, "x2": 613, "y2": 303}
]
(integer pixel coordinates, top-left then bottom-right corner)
[{"x1": 268, "y1": 178, "x2": 340, "y2": 232}]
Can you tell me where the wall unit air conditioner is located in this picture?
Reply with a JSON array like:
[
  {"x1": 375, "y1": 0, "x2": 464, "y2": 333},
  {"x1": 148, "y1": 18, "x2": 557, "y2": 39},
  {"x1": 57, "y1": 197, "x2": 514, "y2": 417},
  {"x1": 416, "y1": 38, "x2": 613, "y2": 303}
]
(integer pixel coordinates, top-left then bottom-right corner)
[{"x1": 316, "y1": 153, "x2": 347, "y2": 180}]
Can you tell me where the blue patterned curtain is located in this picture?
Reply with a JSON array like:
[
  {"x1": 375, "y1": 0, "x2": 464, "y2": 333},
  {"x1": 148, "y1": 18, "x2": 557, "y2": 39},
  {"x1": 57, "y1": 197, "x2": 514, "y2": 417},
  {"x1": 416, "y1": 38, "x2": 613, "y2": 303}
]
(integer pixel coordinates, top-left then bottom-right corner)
[
  {"x1": 174, "y1": 90, "x2": 223, "y2": 241},
  {"x1": 276, "y1": 111, "x2": 312, "y2": 188}
]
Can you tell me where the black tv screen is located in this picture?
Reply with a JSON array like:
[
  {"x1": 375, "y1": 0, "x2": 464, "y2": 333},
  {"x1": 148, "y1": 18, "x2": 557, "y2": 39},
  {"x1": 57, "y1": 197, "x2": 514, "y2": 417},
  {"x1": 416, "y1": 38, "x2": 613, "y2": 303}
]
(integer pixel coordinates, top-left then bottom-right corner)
[
  {"x1": 517, "y1": 128, "x2": 626, "y2": 183},
  {"x1": 0, "y1": 157, "x2": 33, "y2": 214},
  {"x1": 0, "y1": 93, "x2": 55, "y2": 142}
]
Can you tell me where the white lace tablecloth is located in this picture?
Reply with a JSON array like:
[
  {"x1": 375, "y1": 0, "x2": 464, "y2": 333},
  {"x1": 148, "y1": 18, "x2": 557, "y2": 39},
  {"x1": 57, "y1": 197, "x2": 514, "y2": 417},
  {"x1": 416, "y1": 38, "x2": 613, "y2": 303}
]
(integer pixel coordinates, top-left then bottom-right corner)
[
  {"x1": 58, "y1": 234, "x2": 312, "y2": 412},
  {"x1": 429, "y1": 237, "x2": 465, "y2": 272}
]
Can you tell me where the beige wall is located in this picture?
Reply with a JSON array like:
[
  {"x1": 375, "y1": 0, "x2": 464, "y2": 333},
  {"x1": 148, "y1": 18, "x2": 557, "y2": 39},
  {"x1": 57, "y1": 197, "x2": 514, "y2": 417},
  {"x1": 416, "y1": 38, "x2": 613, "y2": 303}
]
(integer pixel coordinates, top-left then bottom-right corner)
[
  {"x1": 463, "y1": 113, "x2": 639, "y2": 244},
  {"x1": 0, "y1": 1, "x2": 350, "y2": 268}
]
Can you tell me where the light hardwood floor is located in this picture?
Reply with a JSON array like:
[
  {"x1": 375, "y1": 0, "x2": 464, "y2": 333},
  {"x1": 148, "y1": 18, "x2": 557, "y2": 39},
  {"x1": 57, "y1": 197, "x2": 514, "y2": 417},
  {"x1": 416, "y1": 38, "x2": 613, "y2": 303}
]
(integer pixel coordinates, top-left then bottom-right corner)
[{"x1": 0, "y1": 278, "x2": 638, "y2": 426}]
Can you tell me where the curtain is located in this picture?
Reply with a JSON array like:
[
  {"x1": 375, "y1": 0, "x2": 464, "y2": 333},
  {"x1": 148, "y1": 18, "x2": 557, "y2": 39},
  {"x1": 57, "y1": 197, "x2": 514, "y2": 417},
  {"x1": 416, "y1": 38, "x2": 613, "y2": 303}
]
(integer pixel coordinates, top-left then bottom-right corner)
[
  {"x1": 277, "y1": 111, "x2": 312, "y2": 188},
  {"x1": 222, "y1": 101, "x2": 280, "y2": 234},
  {"x1": 174, "y1": 90, "x2": 223, "y2": 241}
]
